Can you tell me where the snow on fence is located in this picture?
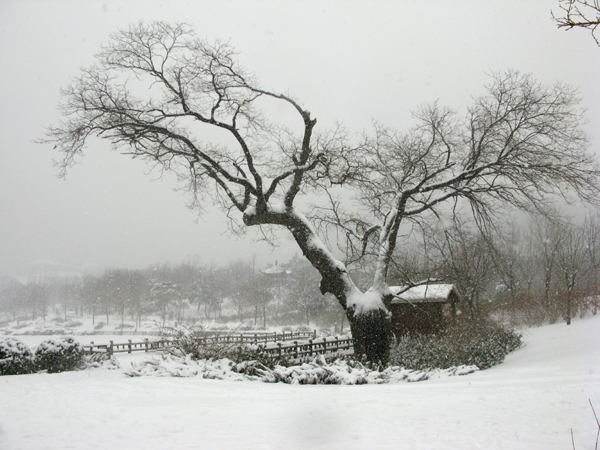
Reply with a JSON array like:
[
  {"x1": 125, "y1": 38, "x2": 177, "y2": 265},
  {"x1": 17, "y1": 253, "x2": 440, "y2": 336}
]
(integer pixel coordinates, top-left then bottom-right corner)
[
  {"x1": 83, "y1": 331, "x2": 354, "y2": 359},
  {"x1": 271, "y1": 336, "x2": 354, "y2": 359},
  {"x1": 84, "y1": 339, "x2": 172, "y2": 356}
]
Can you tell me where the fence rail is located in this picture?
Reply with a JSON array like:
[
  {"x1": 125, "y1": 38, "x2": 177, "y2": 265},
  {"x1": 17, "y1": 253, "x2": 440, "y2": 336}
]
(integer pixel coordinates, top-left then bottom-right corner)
[
  {"x1": 84, "y1": 330, "x2": 315, "y2": 356},
  {"x1": 83, "y1": 331, "x2": 354, "y2": 359},
  {"x1": 270, "y1": 336, "x2": 354, "y2": 359}
]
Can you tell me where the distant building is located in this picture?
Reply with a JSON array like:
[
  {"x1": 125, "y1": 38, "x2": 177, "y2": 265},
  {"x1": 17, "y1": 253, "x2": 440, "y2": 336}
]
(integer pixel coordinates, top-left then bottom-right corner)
[
  {"x1": 388, "y1": 284, "x2": 459, "y2": 337},
  {"x1": 260, "y1": 262, "x2": 291, "y2": 277}
]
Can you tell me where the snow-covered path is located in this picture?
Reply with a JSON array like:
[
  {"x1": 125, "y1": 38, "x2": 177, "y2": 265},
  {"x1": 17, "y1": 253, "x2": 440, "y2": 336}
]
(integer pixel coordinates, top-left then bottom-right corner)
[{"x1": 1, "y1": 316, "x2": 598, "y2": 450}]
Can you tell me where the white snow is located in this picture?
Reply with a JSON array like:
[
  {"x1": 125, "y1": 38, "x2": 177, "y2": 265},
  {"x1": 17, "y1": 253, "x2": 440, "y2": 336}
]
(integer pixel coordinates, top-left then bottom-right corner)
[
  {"x1": 390, "y1": 284, "x2": 455, "y2": 303},
  {"x1": 1, "y1": 315, "x2": 599, "y2": 449},
  {"x1": 243, "y1": 204, "x2": 256, "y2": 217},
  {"x1": 347, "y1": 288, "x2": 388, "y2": 315}
]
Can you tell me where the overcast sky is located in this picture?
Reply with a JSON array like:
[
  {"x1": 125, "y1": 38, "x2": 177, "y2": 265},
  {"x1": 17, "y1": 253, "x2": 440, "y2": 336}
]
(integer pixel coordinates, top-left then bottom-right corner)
[{"x1": 1, "y1": 0, "x2": 599, "y2": 278}]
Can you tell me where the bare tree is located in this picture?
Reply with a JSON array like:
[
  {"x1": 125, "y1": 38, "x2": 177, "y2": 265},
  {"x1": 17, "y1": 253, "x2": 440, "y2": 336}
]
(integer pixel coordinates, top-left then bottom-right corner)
[
  {"x1": 557, "y1": 221, "x2": 588, "y2": 324},
  {"x1": 553, "y1": 0, "x2": 600, "y2": 46},
  {"x1": 45, "y1": 23, "x2": 599, "y2": 362},
  {"x1": 244, "y1": 273, "x2": 273, "y2": 329},
  {"x1": 149, "y1": 279, "x2": 181, "y2": 326},
  {"x1": 424, "y1": 219, "x2": 493, "y2": 318},
  {"x1": 488, "y1": 223, "x2": 538, "y2": 314},
  {"x1": 227, "y1": 259, "x2": 255, "y2": 322},
  {"x1": 25, "y1": 281, "x2": 48, "y2": 321},
  {"x1": 285, "y1": 256, "x2": 325, "y2": 325},
  {"x1": 531, "y1": 217, "x2": 562, "y2": 315},
  {"x1": 583, "y1": 213, "x2": 600, "y2": 297}
]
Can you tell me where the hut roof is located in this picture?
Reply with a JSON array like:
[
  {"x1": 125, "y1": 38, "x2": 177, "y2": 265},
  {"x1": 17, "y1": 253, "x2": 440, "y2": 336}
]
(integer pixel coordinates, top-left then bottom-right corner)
[
  {"x1": 260, "y1": 264, "x2": 291, "y2": 276},
  {"x1": 389, "y1": 284, "x2": 457, "y2": 304}
]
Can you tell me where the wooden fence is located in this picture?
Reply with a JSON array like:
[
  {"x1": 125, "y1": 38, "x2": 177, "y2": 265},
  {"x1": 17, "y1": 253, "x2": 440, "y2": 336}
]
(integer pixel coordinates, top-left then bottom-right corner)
[
  {"x1": 176, "y1": 330, "x2": 317, "y2": 345},
  {"x1": 84, "y1": 330, "x2": 315, "y2": 356},
  {"x1": 83, "y1": 331, "x2": 353, "y2": 359},
  {"x1": 270, "y1": 336, "x2": 354, "y2": 359}
]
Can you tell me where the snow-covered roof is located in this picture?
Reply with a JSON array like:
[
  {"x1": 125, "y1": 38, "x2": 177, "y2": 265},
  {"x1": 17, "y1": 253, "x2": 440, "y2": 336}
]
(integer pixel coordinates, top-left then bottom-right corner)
[
  {"x1": 260, "y1": 264, "x2": 291, "y2": 276},
  {"x1": 389, "y1": 284, "x2": 457, "y2": 304}
]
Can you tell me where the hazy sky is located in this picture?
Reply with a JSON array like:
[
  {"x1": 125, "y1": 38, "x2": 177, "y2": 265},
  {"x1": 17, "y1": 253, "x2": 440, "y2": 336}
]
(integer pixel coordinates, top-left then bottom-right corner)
[{"x1": 1, "y1": 0, "x2": 599, "y2": 278}]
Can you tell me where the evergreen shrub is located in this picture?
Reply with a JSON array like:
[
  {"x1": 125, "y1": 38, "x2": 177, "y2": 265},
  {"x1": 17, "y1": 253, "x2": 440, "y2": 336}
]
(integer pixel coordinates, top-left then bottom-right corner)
[
  {"x1": 390, "y1": 319, "x2": 522, "y2": 371},
  {"x1": 34, "y1": 337, "x2": 85, "y2": 373},
  {"x1": 0, "y1": 337, "x2": 35, "y2": 375}
]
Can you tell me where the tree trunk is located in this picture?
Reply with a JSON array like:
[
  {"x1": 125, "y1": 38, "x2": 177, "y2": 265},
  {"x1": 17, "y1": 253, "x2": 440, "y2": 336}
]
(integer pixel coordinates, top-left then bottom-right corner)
[
  {"x1": 348, "y1": 308, "x2": 392, "y2": 365},
  {"x1": 566, "y1": 287, "x2": 573, "y2": 325}
]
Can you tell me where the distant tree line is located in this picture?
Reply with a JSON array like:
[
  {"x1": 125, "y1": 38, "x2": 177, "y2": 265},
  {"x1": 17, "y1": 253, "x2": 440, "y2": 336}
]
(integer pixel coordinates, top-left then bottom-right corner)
[
  {"x1": 0, "y1": 255, "x2": 343, "y2": 330},
  {"x1": 1, "y1": 213, "x2": 599, "y2": 330},
  {"x1": 386, "y1": 212, "x2": 600, "y2": 326}
]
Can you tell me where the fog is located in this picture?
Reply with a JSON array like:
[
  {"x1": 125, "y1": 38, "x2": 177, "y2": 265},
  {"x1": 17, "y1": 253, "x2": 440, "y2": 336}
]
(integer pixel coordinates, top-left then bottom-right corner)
[{"x1": 1, "y1": 0, "x2": 599, "y2": 278}]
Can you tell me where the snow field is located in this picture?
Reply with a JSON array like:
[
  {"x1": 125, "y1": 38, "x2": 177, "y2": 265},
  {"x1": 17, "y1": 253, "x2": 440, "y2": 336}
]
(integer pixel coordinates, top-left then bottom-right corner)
[{"x1": 0, "y1": 315, "x2": 598, "y2": 450}]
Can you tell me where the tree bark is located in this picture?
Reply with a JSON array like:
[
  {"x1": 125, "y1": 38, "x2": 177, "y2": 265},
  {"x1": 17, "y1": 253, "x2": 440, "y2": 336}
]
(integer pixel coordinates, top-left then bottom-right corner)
[{"x1": 348, "y1": 308, "x2": 393, "y2": 365}]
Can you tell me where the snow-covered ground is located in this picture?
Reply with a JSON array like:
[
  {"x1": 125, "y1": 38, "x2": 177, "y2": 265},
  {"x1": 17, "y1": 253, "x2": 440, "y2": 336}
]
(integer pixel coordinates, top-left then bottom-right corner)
[{"x1": 1, "y1": 316, "x2": 599, "y2": 450}]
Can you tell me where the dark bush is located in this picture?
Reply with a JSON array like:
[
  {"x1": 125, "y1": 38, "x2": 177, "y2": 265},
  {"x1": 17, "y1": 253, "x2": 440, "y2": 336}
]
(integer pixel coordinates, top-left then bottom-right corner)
[
  {"x1": 0, "y1": 337, "x2": 35, "y2": 375},
  {"x1": 34, "y1": 337, "x2": 85, "y2": 373},
  {"x1": 390, "y1": 319, "x2": 522, "y2": 371}
]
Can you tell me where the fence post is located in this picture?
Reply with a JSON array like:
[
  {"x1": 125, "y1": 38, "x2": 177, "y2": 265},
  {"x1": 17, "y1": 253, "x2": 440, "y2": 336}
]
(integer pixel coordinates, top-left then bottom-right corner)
[
  {"x1": 128, "y1": 339, "x2": 132, "y2": 354},
  {"x1": 308, "y1": 339, "x2": 313, "y2": 357},
  {"x1": 144, "y1": 338, "x2": 149, "y2": 352},
  {"x1": 108, "y1": 340, "x2": 114, "y2": 357},
  {"x1": 293, "y1": 340, "x2": 298, "y2": 359},
  {"x1": 322, "y1": 336, "x2": 327, "y2": 353},
  {"x1": 89, "y1": 341, "x2": 94, "y2": 355},
  {"x1": 313, "y1": 329, "x2": 317, "y2": 339},
  {"x1": 278, "y1": 342, "x2": 282, "y2": 358}
]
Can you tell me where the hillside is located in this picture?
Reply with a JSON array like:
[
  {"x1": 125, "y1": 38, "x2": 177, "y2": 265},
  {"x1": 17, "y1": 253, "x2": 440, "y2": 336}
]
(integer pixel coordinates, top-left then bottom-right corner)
[{"x1": 0, "y1": 316, "x2": 599, "y2": 449}]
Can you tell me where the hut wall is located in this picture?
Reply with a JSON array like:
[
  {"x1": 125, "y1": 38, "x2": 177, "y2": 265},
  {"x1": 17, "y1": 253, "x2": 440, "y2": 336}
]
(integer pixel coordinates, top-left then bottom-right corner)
[{"x1": 390, "y1": 302, "x2": 444, "y2": 338}]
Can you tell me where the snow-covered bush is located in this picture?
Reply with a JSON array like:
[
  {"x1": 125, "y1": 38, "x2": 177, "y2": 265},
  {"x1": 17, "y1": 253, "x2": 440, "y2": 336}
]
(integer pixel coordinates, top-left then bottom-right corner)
[
  {"x1": 85, "y1": 352, "x2": 120, "y2": 370},
  {"x1": 125, "y1": 353, "x2": 479, "y2": 384},
  {"x1": 0, "y1": 337, "x2": 35, "y2": 375},
  {"x1": 34, "y1": 337, "x2": 85, "y2": 373},
  {"x1": 390, "y1": 319, "x2": 522, "y2": 371}
]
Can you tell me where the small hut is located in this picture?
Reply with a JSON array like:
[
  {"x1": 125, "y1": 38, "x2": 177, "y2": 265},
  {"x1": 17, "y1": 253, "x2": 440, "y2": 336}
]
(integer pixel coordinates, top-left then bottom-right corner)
[{"x1": 388, "y1": 284, "x2": 459, "y2": 338}]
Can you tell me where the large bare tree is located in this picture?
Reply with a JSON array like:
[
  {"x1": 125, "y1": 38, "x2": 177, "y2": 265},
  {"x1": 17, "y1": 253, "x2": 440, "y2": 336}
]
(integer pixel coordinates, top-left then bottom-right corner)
[
  {"x1": 45, "y1": 22, "x2": 599, "y2": 362},
  {"x1": 554, "y1": 0, "x2": 600, "y2": 46}
]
